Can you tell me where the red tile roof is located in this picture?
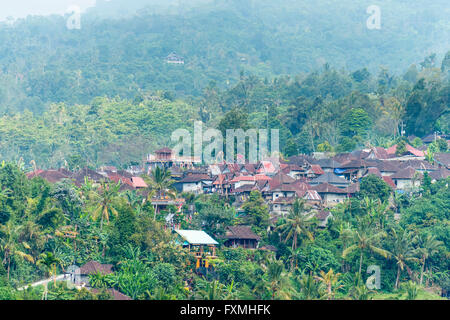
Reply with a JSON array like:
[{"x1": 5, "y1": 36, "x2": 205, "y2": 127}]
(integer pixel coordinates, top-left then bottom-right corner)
[
  {"x1": 131, "y1": 177, "x2": 148, "y2": 188},
  {"x1": 386, "y1": 144, "x2": 425, "y2": 157}
]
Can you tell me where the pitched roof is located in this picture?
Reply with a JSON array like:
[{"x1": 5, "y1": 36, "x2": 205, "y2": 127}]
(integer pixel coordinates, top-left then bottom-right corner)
[
  {"x1": 269, "y1": 172, "x2": 296, "y2": 189},
  {"x1": 91, "y1": 288, "x2": 132, "y2": 300},
  {"x1": 310, "y1": 158, "x2": 341, "y2": 169},
  {"x1": 390, "y1": 166, "x2": 419, "y2": 179},
  {"x1": 26, "y1": 170, "x2": 69, "y2": 183},
  {"x1": 363, "y1": 167, "x2": 383, "y2": 178},
  {"x1": 382, "y1": 176, "x2": 397, "y2": 189},
  {"x1": 367, "y1": 147, "x2": 389, "y2": 159},
  {"x1": 386, "y1": 144, "x2": 425, "y2": 157},
  {"x1": 175, "y1": 230, "x2": 218, "y2": 245},
  {"x1": 178, "y1": 174, "x2": 212, "y2": 183},
  {"x1": 309, "y1": 164, "x2": 324, "y2": 175},
  {"x1": 311, "y1": 183, "x2": 348, "y2": 194},
  {"x1": 131, "y1": 177, "x2": 148, "y2": 188},
  {"x1": 155, "y1": 147, "x2": 172, "y2": 153},
  {"x1": 257, "y1": 161, "x2": 277, "y2": 174},
  {"x1": 72, "y1": 168, "x2": 106, "y2": 184},
  {"x1": 339, "y1": 159, "x2": 364, "y2": 169},
  {"x1": 429, "y1": 167, "x2": 450, "y2": 180},
  {"x1": 304, "y1": 190, "x2": 322, "y2": 201},
  {"x1": 79, "y1": 261, "x2": 113, "y2": 275},
  {"x1": 434, "y1": 153, "x2": 450, "y2": 168},
  {"x1": 309, "y1": 172, "x2": 350, "y2": 186},
  {"x1": 224, "y1": 226, "x2": 261, "y2": 240}
]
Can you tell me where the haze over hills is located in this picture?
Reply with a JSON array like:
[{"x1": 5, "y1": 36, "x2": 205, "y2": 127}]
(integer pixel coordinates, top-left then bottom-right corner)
[{"x1": 0, "y1": 0, "x2": 449, "y2": 114}]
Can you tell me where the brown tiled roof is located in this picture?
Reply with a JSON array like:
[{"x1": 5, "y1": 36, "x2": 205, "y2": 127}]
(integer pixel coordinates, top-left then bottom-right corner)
[
  {"x1": 311, "y1": 183, "x2": 348, "y2": 194},
  {"x1": 429, "y1": 167, "x2": 450, "y2": 180},
  {"x1": 382, "y1": 176, "x2": 397, "y2": 189},
  {"x1": 434, "y1": 153, "x2": 450, "y2": 168},
  {"x1": 224, "y1": 226, "x2": 261, "y2": 240},
  {"x1": 391, "y1": 166, "x2": 419, "y2": 179},
  {"x1": 339, "y1": 159, "x2": 364, "y2": 169},
  {"x1": 155, "y1": 147, "x2": 172, "y2": 154},
  {"x1": 27, "y1": 170, "x2": 69, "y2": 183},
  {"x1": 91, "y1": 288, "x2": 132, "y2": 300},
  {"x1": 178, "y1": 174, "x2": 212, "y2": 183},
  {"x1": 309, "y1": 164, "x2": 324, "y2": 175},
  {"x1": 79, "y1": 261, "x2": 113, "y2": 275},
  {"x1": 72, "y1": 168, "x2": 106, "y2": 184},
  {"x1": 363, "y1": 167, "x2": 383, "y2": 178},
  {"x1": 268, "y1": 172, "x2": 296, "y2": 189}
]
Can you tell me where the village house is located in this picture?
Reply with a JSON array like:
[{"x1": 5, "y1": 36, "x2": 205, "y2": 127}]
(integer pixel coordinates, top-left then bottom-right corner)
[
  {"x1": 175, "y1": 173, "x2": 213, "y2": 194},
  {"x1": 311, "y1": 183, "x2": 348, "y2": 205},
  {"x1": 166, "y1": 52, "x2": 185, "y2": 64},
  {"x1": 390, "y1": 166, "x2": 422, "y2": 190},
  {"x1": 309, "y1": 172, "x2": 350, "y2": 188},
  {"x1": 222, "y1": 226, "x2": 261, "y2": 249},
  {"x1": 175, "y1": 230, "x2": 218, "y2": 275},
  {"x1": 78, "y1": 261, "x2": 114, "y2": 287}
]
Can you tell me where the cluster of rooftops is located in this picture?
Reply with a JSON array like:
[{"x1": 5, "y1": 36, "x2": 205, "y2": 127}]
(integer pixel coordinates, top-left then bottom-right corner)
[{"x1": 26, "y1": 143, "x2": 450, "y2": 219}]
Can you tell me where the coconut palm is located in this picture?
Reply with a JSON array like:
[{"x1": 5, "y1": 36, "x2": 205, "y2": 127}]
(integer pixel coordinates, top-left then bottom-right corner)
[
  {"x1": 265, "y1": 259, "x2": 292, "y2": 300},
  {"x1": 92, "y1": 180, "x2": 120, "y2": 230},
  {"x1": 276, "y1": 199, "x2": 314, "y2": 252},
  {"x1": 417, "y1": 234, "x2": 444, "y2": 285},
  {"x1": 314, "y1": 269, "x2": 343, "y2": 300},
  {"x1": 194, "y1": 279, "x2": 235, "y2": 300},
  {"x1": 293, "y1": 271, "x2": 321, "y2": 300},
  {"x1": 0, "y1": 220, "x2": 34, "y2": 280},
  {"x1": 37, "y1": 252, "x2": 63, "y2": 286},
  {"x1": 147, "y1": 167, "x2": 176, "y2": 218},
  {"x1": 389, "y1": 228, "x2": 419, "y2": 289},
  {"x1": 342, "y1": 217, "x2": 390, "y2": 274}
]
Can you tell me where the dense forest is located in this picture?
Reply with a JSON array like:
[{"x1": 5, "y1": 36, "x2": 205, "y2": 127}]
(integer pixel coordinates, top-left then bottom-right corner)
[
  {"x1": 0, "y1": 51, "x2": 448, "y2": 169},
  {"x1": 0, "y1": 0, "x2": 449, "y2": 301},
  {"x1": 0, "y1": 0, "x2": 449, "y2": 113},
  {"x1": 0, "y1": 164, "x2": 448, "y2": 300}
]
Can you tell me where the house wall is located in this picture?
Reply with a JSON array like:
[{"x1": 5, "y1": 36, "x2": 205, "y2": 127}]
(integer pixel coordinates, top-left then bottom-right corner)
[
  {"x1": 272, "y1": 191, "x2": 295, "y2": 201},
  {"x1": 323, "y1": 193, "x2": 347, "y2": 204},
  {"x1": 394, "y1": 179, "x2": 421, "y2": 190},
  {"x1": 182, "y1": 182, "x2": 203, "y2": 194}
]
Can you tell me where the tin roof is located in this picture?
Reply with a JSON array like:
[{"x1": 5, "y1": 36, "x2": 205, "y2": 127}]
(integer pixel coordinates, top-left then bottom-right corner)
[{"x1": 175, "y1": 230, "x2": 218, "y2": 245}]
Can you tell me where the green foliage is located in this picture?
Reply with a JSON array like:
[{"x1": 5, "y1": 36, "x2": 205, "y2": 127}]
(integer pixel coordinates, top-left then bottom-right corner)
[{"x1": 358, "y1": 175, "x2": 391, "y2": 203}]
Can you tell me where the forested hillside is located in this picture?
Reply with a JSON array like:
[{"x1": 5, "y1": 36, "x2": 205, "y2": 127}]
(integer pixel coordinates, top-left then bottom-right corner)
[
  {"x1": 0, "y1": 52, "x2": 448, "y2": 170},
  {"x1": 0, "y1": 0, "x2": 449, "y2": 113}
]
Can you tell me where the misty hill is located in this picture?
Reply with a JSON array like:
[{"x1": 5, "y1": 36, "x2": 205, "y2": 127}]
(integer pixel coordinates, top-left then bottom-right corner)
[{"x1": 0, "y1": 0, "x2": 448, "y2": 113}]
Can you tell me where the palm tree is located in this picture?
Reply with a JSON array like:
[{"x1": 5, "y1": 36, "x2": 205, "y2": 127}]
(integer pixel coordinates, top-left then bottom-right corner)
[
  {"x1": 417, "y1": 234, "x2": 444, "y2": 285},
  {"x1": 342, "y1": 218, "x2": 390, "y2": 274},
  {"x1": 0, "y1": 220, "x2": 34, "y2": 280},
  {"x1": 314, "y1": 269, "x2": 343, "y2": 300},
  {"x1": 293, "y1": 272, "x2": 321, "y2": 300},
  {"x1": 265, "y1": 259, "x2": 292, "y2": 300},
  {"x1": 92, "y1": 180, "x2": 120, "y2": 230},
  {"x1": 276, "y1": 199, "x2": 314, "y2": 252},
  {"x1": 287, "y1": 247, "x2": 303, "y2": 272},
  {"x1": 194, "y1": 280, "x2": 235, "y2": 300},
  {"x1": 147, "y1": 167, "x2": 175, "y2": 219},
  {"x1": 37, "y1": 252, "x2": 62, "y2": 286},
  {"x1": 390, "y1": 228, "x2": 419, "y2": 289}
]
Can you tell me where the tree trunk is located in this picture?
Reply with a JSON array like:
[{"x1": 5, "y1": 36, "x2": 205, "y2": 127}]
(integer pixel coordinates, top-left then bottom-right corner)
[
  {"x1": 358, "y1": 251, "x2": 363, "y2": 275},
  {"x1": 395, "y1": 265, "x2": 401, "y2": 289},
  {"x1": 6, "y1": 254, "x2": 11, "y2": 281},
  {"x1": 420, "y1": 258, "x2": 425, "y2": 286}
]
